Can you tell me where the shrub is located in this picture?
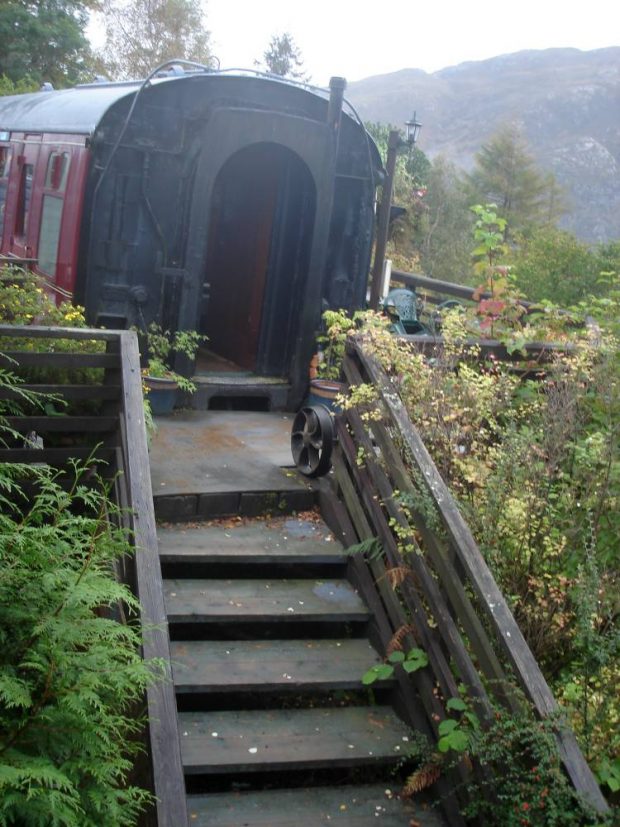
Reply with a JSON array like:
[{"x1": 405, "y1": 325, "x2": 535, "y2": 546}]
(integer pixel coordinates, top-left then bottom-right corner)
[{"x1": 0, "y1": 369, "x2": 159, "y2": 825}]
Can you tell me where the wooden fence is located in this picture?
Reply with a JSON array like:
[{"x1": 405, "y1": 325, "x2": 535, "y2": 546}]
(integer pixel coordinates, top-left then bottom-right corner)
[
  {"x1": 0, "y1": 325, "x2": 188, "y2": 827},
  {"x1": 321, "y1": 335, "x2": 608, "y2": 814}
]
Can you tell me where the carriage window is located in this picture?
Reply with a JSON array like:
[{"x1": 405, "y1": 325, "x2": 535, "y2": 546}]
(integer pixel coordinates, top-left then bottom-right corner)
[
  {"x1": 16, "y1": 162, "x2": 33, "y2": 237},
  {"x1": 38, "y1": 194, "x2": 63, "y2": 275},
  {"x1": 0, "y1": 146, "x2": 12, "y2": 225},
  {"x1": 44, "y1": 151, "x2": 69, "y2": 192}
]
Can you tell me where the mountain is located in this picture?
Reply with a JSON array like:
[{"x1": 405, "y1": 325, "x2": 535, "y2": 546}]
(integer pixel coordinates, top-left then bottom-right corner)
[{"x1": 346, "y1": 48, "x2": 620, "y2": 243}]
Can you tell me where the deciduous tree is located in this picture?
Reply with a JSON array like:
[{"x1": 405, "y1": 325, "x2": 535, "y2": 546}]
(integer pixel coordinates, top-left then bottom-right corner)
[
  {"x1": 99, "y1": 0, "x2": 211, "y2": 79},
  {"x1": 0, "y1": 0, "x2": 94, "y2": 87}
]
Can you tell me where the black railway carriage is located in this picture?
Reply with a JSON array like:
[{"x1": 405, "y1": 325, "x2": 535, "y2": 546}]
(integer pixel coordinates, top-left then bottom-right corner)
[{"x1": 0, "y1": 68, "x2": 382, "y2": 408}]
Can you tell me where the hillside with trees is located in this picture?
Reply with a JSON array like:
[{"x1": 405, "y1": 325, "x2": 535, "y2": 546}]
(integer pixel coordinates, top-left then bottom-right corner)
[{"x1": 348, "y1": 48, "x2": 620, "y2": 243}]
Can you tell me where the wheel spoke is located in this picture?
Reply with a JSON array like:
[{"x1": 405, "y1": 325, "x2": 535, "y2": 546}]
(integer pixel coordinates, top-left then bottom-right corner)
[{"x1": 290, "y1": 405, "x2": 334, "y2": 478}]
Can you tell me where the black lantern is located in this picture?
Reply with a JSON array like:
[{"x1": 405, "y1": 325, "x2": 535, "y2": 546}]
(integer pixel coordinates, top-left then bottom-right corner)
[{"x1": 405, "y1": 111, "x2": 422, "y2": 146}]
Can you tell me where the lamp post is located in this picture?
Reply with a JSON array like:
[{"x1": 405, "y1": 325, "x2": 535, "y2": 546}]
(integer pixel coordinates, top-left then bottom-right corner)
[{"x1": 369, "y1": 113, "x2": 422, "y2": 310}]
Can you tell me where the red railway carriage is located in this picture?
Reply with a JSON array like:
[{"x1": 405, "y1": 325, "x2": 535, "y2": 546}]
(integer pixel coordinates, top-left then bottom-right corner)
[{"x1": 0, "y1": 69, "x2": 382, "y2": 408}]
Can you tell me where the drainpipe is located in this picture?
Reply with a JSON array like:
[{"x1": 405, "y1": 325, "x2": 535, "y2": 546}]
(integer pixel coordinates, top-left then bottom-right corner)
[
  {"x1": 327, "y1": 76, "x2": 346, "y2": 153},
  {"x1": 369, "y1": 128, "x2": 400, "y2": 310}
]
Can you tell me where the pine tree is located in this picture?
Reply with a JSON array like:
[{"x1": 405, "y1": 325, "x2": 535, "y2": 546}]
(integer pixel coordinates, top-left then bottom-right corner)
[
  {"x1": 258, "y1": 32, "x2": 308, "y2": 81},
  {"x1": 467, "y1": 125, "x2": 564, "y2": 238}
]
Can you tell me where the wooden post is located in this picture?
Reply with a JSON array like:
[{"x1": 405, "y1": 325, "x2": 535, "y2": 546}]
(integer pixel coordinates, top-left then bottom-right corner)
[{"x1": 369, "y1": 129, "x2": 400, "y2": 310}]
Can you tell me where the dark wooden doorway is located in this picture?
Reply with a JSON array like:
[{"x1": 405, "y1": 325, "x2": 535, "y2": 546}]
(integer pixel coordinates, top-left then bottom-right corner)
[{"x1": 201, "y1": 143, "x2": 315, "y2": 374}]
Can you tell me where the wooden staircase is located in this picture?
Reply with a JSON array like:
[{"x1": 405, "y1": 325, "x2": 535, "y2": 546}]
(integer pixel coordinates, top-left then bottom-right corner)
[{"x1": 158, "y1": 514, "x2": 447, "y2": 826}]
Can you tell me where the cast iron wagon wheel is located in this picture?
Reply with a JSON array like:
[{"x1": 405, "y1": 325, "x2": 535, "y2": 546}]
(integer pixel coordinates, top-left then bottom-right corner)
[{"x1": 291, "y1": 405, "x2": 334, "y2": 477}]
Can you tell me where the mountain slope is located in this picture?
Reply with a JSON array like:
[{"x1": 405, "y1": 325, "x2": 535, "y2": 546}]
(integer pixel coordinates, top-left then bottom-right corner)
[{"x1": 347, "y1": 48, "x2": 620, "y2": 242}]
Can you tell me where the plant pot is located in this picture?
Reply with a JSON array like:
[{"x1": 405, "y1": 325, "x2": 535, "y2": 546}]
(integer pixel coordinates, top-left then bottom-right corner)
[
  {"x1": 144, "y1": 375, "x2": 179, "y2": 416},
  {"x1": 306, "y1": 378, "x2": 345, "y2": 413}
]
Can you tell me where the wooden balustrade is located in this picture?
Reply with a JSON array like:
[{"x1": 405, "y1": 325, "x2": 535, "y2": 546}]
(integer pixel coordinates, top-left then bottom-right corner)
[
  {"x1": 322, "y1": 336, "x2": 608, "y2": 814},
  {"x1": 0, "y1": 325, "x2": 188, "y2": 827}
]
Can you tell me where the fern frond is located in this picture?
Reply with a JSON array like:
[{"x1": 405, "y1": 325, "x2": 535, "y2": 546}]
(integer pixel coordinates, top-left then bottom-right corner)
[
  {"x1": 382, "y1": 565, "x2": 415, "y2": 589},
  {"x1": 386, "y1": 623, "x2": 417, "y2": 656},
  {"x1": 401, "y1": 759, "x2": 442, "y2": 797}
]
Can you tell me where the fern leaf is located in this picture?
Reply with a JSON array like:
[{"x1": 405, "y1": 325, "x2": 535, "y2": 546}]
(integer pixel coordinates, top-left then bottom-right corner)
[
  {"x1": 402, "y1": 759, "x2": 442, "y2": 797},
  {"x1": 386, "y1": 623, "x2": 417, "y2": 656}
]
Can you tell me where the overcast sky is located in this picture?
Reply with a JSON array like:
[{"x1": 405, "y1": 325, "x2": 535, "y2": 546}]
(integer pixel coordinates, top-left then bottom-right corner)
[{"x1": 207, "y1": 0, "x2": 618, "y2": 85}]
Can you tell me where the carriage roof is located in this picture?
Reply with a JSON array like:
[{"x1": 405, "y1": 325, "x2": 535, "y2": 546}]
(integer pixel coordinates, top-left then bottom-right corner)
[{"x1": 0, "y1": 72, "x2": 334, "y2": 137}]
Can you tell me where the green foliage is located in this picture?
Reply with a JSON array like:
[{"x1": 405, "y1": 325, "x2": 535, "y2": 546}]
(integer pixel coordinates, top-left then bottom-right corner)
[
  {"x1": 345, "y1": 536, "x2": 383, "y2": 561},
  {"x1": 0, "y1": 366, "x2": 158, "y2": 823},
  {"x1": 351, "y1": 281, "x2": 619, "y2": 804},
  {"x1": 365, "y1": 121, "x2": 436, "y2": 273},
  {"x1": 0, "y1": 0, "x2": 94, "y2": 87},
  {"x1": 508, "y1": 227, "x2": 620, "y2": 307},
  {"x1": 437, "y1": 697, "x2": 480, "y2": 754},
  {"x1": 362, "y1": 647, "x2": 428, "y2": 685},
  {"x1": 257, "y1": 32, "x2": 307, "y2": 80},
  {"x1": 0, "y1": 74, "x2": 38, "y2": 96},
  {"x1": 0, "y1": 268, "x2": 86, "y2": 330},
  {"x1": 466, "y1": 125, "x2": 565, "y2": 238},
  {"x1": 0, "y1": 268, "x2": 106, "y2": 388},
  {"x1": 142, "y1": 321, "x2": 205, "y2": 394},
  {"x1": 460, "y1": 706, "x2": 610, "y2": 826},
  {"x1": 316, "y1": 309, "x2": 358, "y2": 380},
  {"x1": 410, "y1": 156, "x2": 474, "y2": 282},
  {"x1": 99, "y1": 0, "x2": 211, "y2": 79}
]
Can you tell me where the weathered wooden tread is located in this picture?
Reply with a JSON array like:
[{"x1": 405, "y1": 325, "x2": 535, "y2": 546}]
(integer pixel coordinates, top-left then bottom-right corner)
[
  {"x1": 187, "y1": 783, "x2": 446, "y2": 826},
  {"x1": 164, "y1": 578, "x2": 370, "y2": 623},
  {"x1": 171, "y1": 638, "x2": 392, "y2": 692},
  {"x1": 158, "y1": 520, "x2": 345, "y2": 564},
  {"x1": 179, "y1": 706, "x2": 411, "y2": 773}
]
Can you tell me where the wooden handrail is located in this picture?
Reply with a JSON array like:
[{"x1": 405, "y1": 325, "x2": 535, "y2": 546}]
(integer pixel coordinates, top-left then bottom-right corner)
[
  {"x1": 0, "y1": 325, "x2": 188, "y2": 827},
  {"x1": 391, "y1": 269, "x2": 493, "y2": 303},
  {"x1": 336, "y1": 336, "x2": 608, "y2": 813},
  {"x1": 118, "y1": 331, "x2": 188, "y2": 827}
]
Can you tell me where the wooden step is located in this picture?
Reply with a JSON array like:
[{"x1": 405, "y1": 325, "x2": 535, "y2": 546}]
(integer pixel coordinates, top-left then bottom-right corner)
[
  {"x1": 171, "y1": 639, "x2": 392, "y2": 693},
  {"x1": 158, "y1": 518, "x2": 345, "y2": 565},
  {"x1": 164, "y1": 579, "x2": 370, "y2": 624},
  {"x1": 187, "y1": 783, "x2": 446, "y2": 826},
  {"x1": 179, "y1": 706, "x2": 411, "y2": 774}
]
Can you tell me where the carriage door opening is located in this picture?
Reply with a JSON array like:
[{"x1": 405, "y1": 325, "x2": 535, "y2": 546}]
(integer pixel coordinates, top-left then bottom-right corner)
[{"x1": 200, "y1": 143, "x2": 315, "y2": 375}]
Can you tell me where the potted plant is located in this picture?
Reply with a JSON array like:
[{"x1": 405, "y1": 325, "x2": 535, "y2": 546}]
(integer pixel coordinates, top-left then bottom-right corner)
[
  {"x1": 307, "y1": 310, "x2": 356, "y2": 411},
  {"x1": 142, "y1": 323, "x2": 205, "y2": 415}
]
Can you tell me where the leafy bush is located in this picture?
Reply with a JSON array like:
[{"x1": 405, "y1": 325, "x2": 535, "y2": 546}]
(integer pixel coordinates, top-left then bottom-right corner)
[
  {"x1": 335, "y1": 253, "x2": 618, "y2": 808},
  {"x1": 0, "y1": 370, "x2": 159, "y2": 825},
  {"x1": 141, "y1": 321, "x2": 205, "y2": 394},
  {"x1": 0, "y1": 267, "x2": 87, "y2": 331}
]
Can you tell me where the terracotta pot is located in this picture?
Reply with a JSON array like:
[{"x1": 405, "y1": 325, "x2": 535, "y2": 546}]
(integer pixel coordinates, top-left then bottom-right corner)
[{"x1": 306, "y1": 378, "x2": 345, "y2": 413}]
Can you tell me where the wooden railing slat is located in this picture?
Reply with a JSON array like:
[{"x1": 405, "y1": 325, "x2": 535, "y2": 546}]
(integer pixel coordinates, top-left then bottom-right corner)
[
  {"x1": 5, "y1": 415, "x2": 117, "y2": 432},
  {"x1": 344, "y1": 403, "x2": 494, "y2": 718},
  {"x1": 0, "y1": 384, "x2": 120, "y2": 401},
  {"x1": 0, "y1": 351, "x2": 117, "y2": 368},
  {"x1": 337, "y1": 419, "x2": 462, "y2": 704},
  {"x1": 0, "y1": 447, "x2": 117, "y2": 464},
  {"x1": 349, "y1": 338, "x2": 609, "y2": 811},
  {"x1": 332, "y1": 449, "x2": 451, "y2": 733},
  {"x1": 0, "y1": 324, "x2": 121, "y2": 341},
  {"x1": 343, "y1": 352, "x2": 515, "y2": 708}
]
